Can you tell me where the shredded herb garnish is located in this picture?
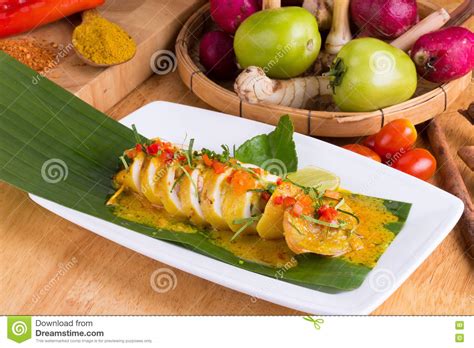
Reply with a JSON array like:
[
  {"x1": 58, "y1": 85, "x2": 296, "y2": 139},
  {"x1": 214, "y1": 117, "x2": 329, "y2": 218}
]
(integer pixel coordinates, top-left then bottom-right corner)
[
  {"x1": 230, "y1": 215, "x2": 262, "y2": 242},
  {"x1": 185, "y1": 138, "x2": 195, "y2": 168},
  {"x1": 119, "y1": 155, "x2": 129, "y2": 170},
  {"x1": 177, "y1": 164, "x2": 199, "y2": 199},
  {"x1": 131, "y1": 124, "x2": 142, "y2": 145},
  {"x1": 247, "y1": 188, "x2": 266, "y2": 193},
  {"x1": 337, "y1": 209, "x2": 360, "y2": 225},
  {"x1": 170, "y1": 172, "x2": 185, "y2": 193},
  {"x1": 287, "y1": 177, "x2": 322, "y2": 196},
  {"x1": 285, "y1": 177, "x2": 324, "y2": 209},
  {"x1": 200, "y1": 144, "x2": 233, "y2": 164},
  {"x1": 221, "y1": 144, "x2": 231, "y2": 162},
  {"x1": 231, "y1": 162, "x2": 260, "y2": 178},
  {"x1": 334, "y1": 198, "x2": 345, "y2": 210},
  {"x1": 337, "y1": 219, "x2": 348, "y2": 228},
  {"x1": 289, "y1": 221, "x2": 304, "y2": 235},
  {"x1": 265, "y1": 183, "x2": 277, "y2": 194},
  {"x1": 301, "y1": 214, "x2": 340, "y2": 228}
]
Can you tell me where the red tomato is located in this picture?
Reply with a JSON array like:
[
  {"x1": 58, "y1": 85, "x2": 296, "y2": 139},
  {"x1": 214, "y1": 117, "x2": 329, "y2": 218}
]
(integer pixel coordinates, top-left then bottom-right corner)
[
  {"x1": 362, "y1": 134, "x2": 376, "y2": 149},
  {"x1": 374, "y1": 119, "x2": 417, "y2": 159},
  {"x1": 393, "y1": 148, "x2": 437, "y2": 181},
  {"x1": 342, "y1": 144, "x2": 381, "y2": 162}
]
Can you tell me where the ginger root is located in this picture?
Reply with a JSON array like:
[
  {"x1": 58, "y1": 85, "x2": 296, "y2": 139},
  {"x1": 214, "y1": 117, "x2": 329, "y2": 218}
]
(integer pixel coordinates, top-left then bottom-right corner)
[
  {"x1": 234, "y1": 5, "x2": 451, "y2": 109},
  {"x1": 234, "y1": 66, "x2": 331, "y2": 109}
]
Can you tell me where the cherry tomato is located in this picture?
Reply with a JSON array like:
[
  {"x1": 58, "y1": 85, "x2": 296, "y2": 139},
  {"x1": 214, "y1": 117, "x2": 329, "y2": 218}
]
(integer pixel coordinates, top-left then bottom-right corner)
[
  {"x1": 342, "y1": 144, "x2": 381, "y2": 162},
  {"x1": 374, "y1": 119, "x2": 417, "y2": 159},
  {"x1": 393, "y1": 148, "x2": 437, "y2": 181},
  {"x1": 362, "y1": 134, "x2": 376, "y2": 149}
]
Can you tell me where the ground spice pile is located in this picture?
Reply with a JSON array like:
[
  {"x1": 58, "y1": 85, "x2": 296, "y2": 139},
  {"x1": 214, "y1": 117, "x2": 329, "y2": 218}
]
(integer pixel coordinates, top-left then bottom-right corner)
[
  {"x1": 72, "y1": 10, "x2": 136, "y2": 65},
  {"x1": 0, "y1": 38, "x2": 57, "y2": 72}
]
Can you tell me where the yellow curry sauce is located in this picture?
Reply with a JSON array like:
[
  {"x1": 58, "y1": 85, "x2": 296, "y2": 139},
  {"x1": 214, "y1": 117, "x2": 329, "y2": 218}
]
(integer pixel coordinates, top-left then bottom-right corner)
[
  {"x1": 112, "y1": 191, "x2": 397, "y2": 269},
  {"x1": 340, "y1": 194, "x2": 397, "y2": 267}
]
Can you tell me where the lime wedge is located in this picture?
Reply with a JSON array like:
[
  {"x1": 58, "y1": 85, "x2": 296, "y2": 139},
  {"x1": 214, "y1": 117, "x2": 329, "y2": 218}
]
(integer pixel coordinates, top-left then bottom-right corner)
[{"x1": 286, "y1": 166, "x2": 340, "y2": 191}]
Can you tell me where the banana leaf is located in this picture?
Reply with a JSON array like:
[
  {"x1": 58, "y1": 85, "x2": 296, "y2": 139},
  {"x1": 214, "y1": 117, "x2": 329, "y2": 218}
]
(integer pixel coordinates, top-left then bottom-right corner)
[{"x1": 0, "y1": 52, "x2": 411, "y2": 291}]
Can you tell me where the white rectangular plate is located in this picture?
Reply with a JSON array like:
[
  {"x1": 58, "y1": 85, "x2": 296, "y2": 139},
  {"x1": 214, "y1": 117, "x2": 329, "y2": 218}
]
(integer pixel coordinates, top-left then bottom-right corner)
[{"x1": 30, "y1": 101, "x2": 463, "y2": 314}]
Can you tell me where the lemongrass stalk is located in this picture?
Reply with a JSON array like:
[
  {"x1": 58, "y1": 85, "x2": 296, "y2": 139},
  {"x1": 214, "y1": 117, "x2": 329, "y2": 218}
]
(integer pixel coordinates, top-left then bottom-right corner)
[
  {"x1": 391, "y1": 9, "x2": 450, "y2": 51},
  {"x1": 262, "y1": 0, "x2": 280, "y2": 10},
  {"x1": 325, "y1": 0, "x2": 351, "y2": 55}
]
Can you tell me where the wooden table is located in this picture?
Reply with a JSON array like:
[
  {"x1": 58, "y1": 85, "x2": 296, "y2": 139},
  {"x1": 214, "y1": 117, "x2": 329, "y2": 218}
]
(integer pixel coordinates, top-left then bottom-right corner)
[{"x1": 0, "y1": 1, "x2": 472, "y2": 315}]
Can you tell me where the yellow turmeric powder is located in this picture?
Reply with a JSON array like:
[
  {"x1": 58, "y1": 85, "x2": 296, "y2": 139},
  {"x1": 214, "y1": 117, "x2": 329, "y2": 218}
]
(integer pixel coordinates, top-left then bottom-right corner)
[{"x1": 72, "y1": 10, "x2": 136, "y2": 65}]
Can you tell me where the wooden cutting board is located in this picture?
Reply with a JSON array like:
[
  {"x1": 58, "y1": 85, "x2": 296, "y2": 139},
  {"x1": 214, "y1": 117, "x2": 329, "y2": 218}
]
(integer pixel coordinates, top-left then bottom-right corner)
[{"x1": 24, "y1": 0, "x2": 206, "y2": 111}]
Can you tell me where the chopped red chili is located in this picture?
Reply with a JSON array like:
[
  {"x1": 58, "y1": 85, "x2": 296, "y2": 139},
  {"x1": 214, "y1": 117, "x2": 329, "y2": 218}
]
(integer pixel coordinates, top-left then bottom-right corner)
[
  {"x1": 202, "y1": 154, "x2": 213, "y2": 167},
  {"x1": 317, "y1": 205, "x2": 338, "y2": 222},
  {"x1": 273, "y1": 196, "x2": 283, "y2": 205},
  {"x1": 283, "y1": 196, "x2": 296, "y2": 208},
  {"x1": 226, "y1": 171, "x2": 235, "y2": 184},
  {"x1": 160, "y1": 148, "x2": 175, "y2": 164},
  {"x1": 212, "y1": 161, "x2": 226, "y2": 174},
  {"x1": 146, "y1": 143, "x2": 159, "y2": 155}
]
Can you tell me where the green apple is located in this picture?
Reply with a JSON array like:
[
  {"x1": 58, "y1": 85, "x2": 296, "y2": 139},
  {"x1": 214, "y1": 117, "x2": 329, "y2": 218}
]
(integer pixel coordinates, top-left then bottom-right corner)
[{"x1": 234, "y1": 7, "x2": 321, "y2": 79}]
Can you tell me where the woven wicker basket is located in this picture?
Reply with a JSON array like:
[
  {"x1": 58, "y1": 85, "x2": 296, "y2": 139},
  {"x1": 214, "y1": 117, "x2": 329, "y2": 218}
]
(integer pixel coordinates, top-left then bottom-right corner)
[{"x1": 176, "y1": 1, "x2": 471, "y2": 137}]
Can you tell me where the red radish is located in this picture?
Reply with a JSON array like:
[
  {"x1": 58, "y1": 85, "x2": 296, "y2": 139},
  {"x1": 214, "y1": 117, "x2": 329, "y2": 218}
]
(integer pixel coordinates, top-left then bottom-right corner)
[
  {"x1": 411, "y1": 27, "x2": 474, "y2": 83},
  {"x1": 210, "y1": 0, "x2": 260, "y2": 34},
  {"x1": 351, "y1": 0, "x2": 418, "y2": 40},
  {"x1": 199, "y1": 31, "x2": 238, "y2": 80}
]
